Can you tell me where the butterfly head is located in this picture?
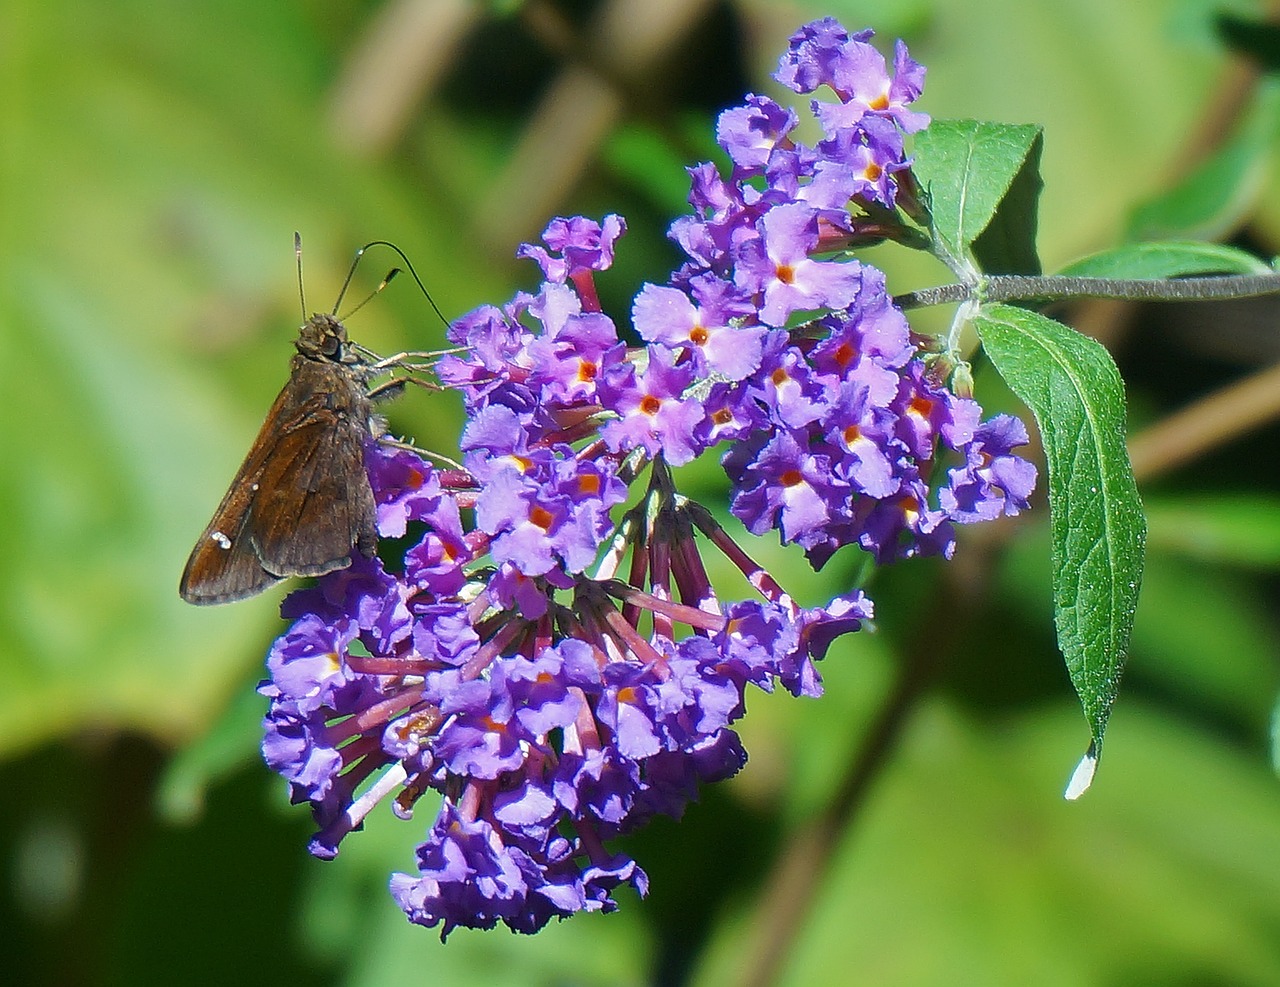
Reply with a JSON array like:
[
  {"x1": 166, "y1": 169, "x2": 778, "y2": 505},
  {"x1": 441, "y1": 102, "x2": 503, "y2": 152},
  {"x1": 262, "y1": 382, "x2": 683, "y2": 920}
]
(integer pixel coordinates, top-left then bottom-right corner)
[{"x1": 297, "y1": 313, "x2": 349, "y2": 361}]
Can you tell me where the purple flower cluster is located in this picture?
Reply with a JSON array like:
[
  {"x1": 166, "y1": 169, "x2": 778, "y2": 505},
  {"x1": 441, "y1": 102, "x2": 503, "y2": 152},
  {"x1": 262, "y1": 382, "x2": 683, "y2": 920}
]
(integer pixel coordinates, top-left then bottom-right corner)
[
  {"x1": 626, "y1": 17, "x2": 1033, "y2": 566},
  {"x1": 262, "y1": 441, "x2": 870, "y2": 935},
  {"x1": 258, "y1": 19, "x2": 1037, "y2": 938}
]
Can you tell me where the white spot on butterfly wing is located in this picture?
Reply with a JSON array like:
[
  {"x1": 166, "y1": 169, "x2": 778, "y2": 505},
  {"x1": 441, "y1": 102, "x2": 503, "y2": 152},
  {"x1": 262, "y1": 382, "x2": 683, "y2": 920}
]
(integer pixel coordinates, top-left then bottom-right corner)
[{"x1": 210, "y1": 531, "x2": 232, "y2": 550}]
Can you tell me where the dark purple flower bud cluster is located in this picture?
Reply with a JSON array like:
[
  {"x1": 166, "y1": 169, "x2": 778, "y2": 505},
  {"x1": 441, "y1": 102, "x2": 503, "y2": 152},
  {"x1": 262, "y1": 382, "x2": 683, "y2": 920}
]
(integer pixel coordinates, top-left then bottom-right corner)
[{"x1": 257, "y1": 18, "x2": 1037, "y2": 939}]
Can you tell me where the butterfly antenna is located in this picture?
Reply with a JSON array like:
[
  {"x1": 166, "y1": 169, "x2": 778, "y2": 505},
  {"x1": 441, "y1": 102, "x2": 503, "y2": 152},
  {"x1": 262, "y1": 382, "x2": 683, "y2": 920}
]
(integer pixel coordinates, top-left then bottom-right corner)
[
  {"x1": 339, "y1": 268, "x2": 401, "y2": 322},
  {"x1": 356, "y1": 239, "x2": 450, "y2": 330},
  {"x1": 330, "y1": 240, "x2": 373, "y2": 315},
  {"x1": 294, "y1": 232, "x2": 307, "y2": 320}
]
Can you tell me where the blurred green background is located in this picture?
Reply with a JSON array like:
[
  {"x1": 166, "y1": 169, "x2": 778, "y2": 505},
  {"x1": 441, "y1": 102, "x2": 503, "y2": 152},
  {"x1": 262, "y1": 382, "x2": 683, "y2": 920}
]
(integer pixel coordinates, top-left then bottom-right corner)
[{"x1": 4, "y1": 0, "x2": 1280, "y2": 984}]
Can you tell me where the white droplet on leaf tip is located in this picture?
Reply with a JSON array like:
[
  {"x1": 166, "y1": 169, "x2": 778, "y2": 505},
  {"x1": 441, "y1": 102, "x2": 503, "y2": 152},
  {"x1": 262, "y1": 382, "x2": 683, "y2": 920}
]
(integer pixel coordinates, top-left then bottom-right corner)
[{"x1": 1064, "y1": 753, "x2": 1097, "y2": 801}]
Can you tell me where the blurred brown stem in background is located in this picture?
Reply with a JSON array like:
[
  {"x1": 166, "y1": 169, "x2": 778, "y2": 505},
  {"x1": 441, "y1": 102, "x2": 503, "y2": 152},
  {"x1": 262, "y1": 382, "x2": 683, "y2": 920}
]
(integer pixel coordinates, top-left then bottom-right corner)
[
  {"x1": 328, "y1": 0, "x2": 481, "y2": 156},
  {"x1": 1128, "y1": 359, "x2": 1280, "y2": 480}
]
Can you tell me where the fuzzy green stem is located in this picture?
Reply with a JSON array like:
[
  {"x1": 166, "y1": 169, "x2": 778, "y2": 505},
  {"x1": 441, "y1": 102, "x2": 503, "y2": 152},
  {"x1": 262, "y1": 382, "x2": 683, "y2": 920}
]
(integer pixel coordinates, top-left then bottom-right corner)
[{"x1": 895, "y1": 271, "x2": 1280, "y2": 310}]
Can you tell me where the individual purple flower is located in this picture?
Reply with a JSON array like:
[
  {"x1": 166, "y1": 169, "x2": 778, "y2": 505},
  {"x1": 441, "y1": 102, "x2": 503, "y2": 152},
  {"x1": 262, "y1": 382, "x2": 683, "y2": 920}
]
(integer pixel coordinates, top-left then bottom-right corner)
[
  {"x1": 390, "y1": 804, "x2": 530, "y2": 936},
  {"x1": 734, "y1": 202, "x2": 864, "y2": 326},
  {"x1": 631, "y1": 275, "x2": 764, "y2": 380},
  {"x1": 776, "y1": 21, "x2": 928, "y2": 134},
  {"x1": 553, "y1": 746, "x2": 639, "y2": 829},
  {"x1": 728, "y1": 430, "x2": 846, "y2": 544},
  {"x1": 474, "y1": 467, "x2": 559, "y2": 576},
  {"x1": 892, "y1": 361, "x2": 978, "y2": 461},
  {"x1": 500, "y1": 641, "x2": 600, "y2": 735},
  {"x1": 814, "y1": 114, "x2": 911, "y2": 207},
  {"x1": 410, "y1": 599, "x2": 479, "y2": 668},
  {"x1": 940, "y1": 415, "x2": 1038, "y2": 522},
  {"x1": 261, "y1": 610, "x2": 356, "y2": 709},
  {"x1": 598, "y1": 345, "x2": 705, "y2": 465},
  {"x1": 882, "y1": 39, "x2": 930, "y2": 133},
  {"x1": 752, "y1": 331, "x2": 828, "y2": 429},
  {"x1": 403, "y1": 510, "x2": 470, "y2": 597},
  {"x1": 596, "y1": 662, "x2": 665, "y2": 760},
  {"x1": 517, "y1": 214, "x2": 627, "y2": 283},
  {"x1": 368, "y1": 445, "x2": 447, "y2": 538},
  {"x1": 822, "y1": 381, "x2": 902, "y2": 499},
  {"x1": 857, "y1": 479, "x2": 956, "y2": 564},
  {"x1": 434, "y1": 678, "x2": 530, "y2": 778},
  {"x1": 460, "y1": 404, "x2": 536, "y2": 474},
  {"x1": 798, "y1": 591, "x2": 874, "y2": 660},
  {"x1": 669, "y1": 163, "x2": 764, "y2": 280},
  {"x1": 277, "y1": 555, "x2": 412, "y2": 654},
  {"x1": 775, "y1": 18, "x2": 874, "y2": 96},
  {"x1": 808, "y1": 272, "x2": 916, "y2": 391},
  {"x1": 527, "y1": 308, "x2": 618, "y2": 406},
  {"x1": 696, "y1": 381, "x2": 768, "y2": 447},
  {"x1": 579, "y1": 853, "x2": 649, "y2": 913},
  {"x1": 485, "y1": 562, "x2": 560, "y2": 620},
  {"x1": 716, "y1": 94, "x2": 800, "y2": 175}
]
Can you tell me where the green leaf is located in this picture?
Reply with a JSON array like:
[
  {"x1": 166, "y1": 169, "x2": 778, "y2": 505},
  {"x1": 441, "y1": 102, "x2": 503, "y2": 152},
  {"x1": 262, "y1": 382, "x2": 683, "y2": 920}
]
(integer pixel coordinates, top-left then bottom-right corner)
[
  {"x1": 1056, "y1": 240, "x2": 1274, "y2": 280},
  {"x1": 970, "y1": 131, "x2": 1043, "y2": 276},
  {"x1": 912, "y1": 120, "x2": 1044, "y2": 275},
  {"x1": 972, "y1": 304, "x2": 1146, "y2": 787}
]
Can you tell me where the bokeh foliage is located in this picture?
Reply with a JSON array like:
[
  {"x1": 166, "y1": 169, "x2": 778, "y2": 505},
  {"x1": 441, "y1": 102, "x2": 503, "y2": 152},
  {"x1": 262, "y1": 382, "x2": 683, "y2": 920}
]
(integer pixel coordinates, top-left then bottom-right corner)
[{"x1": 3, "y1": 0, "x2": 1280, "y2": 984}]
